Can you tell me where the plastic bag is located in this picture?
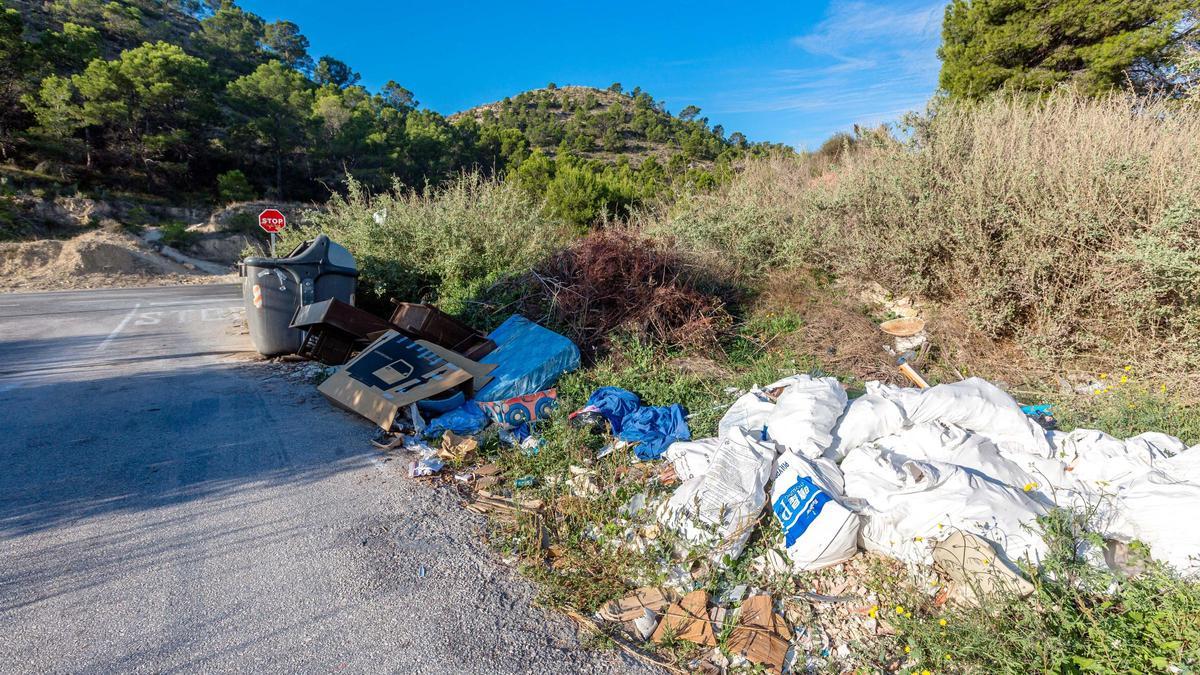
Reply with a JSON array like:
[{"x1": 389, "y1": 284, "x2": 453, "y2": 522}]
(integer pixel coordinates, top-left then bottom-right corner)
[
  {"x1": 659, "y1": 427, "x2": 775, "y2": 562},
  {"x1": 893, "y1": 378, "x2": 1052, "y2": 455},
  {"x1": 771, "y1": 450, "x2": 860, "y2": 571},
  {"x1": 764, "y1": 375, "x2": 847, "y2": 459},
  {"x1": 618, "y1": 404, "x2": 691, "y2": 461}
]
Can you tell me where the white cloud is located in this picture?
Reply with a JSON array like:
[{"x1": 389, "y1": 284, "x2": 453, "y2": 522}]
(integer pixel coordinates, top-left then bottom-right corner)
[{"x1": 710, "y1": 0, "x2": 947, "y2": 147}]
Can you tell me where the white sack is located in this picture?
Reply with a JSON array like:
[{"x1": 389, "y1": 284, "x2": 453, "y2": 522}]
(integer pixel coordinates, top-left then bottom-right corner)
[
  {"x1": 663, "y1": 438, "x2": 722, "y2": 482},
  {"x1": 718, "y1": 389, "x2": 776, "y2": 440},
  {"x1": 869, "y1": 422, "x2": 1052, "y2": 505},
  {"x1": 1112, "y1": 469, "x2": 1200, "y2": 574},
  {"x1": 771, "y1": 450, "x2": 861, "y2": 571},
  {"x1": 1054, "y1": 429, "x2": 1172, "y2": 489},
  {"x1": 842, "y1": 452, "x2": 1048, "y2": 567},
  {"x1": 827, "y1": 391, "x2": 908, "y2": 461},
  {"x1": 658, "y1": 427, "x2": 776, "y2": 562},
  {"x1": 765, "y1": 375, "x2": 847, "y2": 459},
  {"x1": 878, "y1": 377, "x2": 1052, "y2": 455},
  {"x1": 1163, "y1": 446, "x2": 1200, "y2": 484}
]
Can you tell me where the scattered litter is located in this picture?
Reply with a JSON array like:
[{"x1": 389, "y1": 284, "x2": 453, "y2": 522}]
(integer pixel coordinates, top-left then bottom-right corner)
[
  {"x1": 438, "y1": 431, "x2": 479, "y2": 463},
  {"x1": 514, "y1": 476, "x2": 536, "y2": 488},
  {"x1": 728, "y1": 595, "x2": 792, "y2": 674},
  {"x1": 409, "y1": 457, "x2": 444, "y2": 477},
  {"x1": 618, "y1": 404, "x2": 691, "y2": 461},
  {"x1": 598, "y1": 587, "x2": 676, "y2": 622},
  {"x1": 465, "y1": 492, "x2": 543, "y2": 518},
  {"x1": 650, "y1": 589, "x2": 718, "y2": 646}
]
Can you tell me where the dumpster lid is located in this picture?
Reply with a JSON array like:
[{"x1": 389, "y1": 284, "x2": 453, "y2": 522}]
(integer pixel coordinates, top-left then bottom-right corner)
[{"x1": 244, "y1": 234, "x2": 358, "y2": 276}]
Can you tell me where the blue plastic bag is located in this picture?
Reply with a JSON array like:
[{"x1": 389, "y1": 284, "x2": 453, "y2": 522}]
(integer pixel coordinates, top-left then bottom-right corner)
[
  {"x1": 576, "y1": 386, "x2": 642, "y2": 434},
  {"x1": 618, "y1": 404, "x2": 691, "y2": 460},
  {"x1": 474, "y1": 316, "x2": 581, "y2": 401},
  {"x1": 425, "y1": 401, "x2": 488, "y2": 437}
]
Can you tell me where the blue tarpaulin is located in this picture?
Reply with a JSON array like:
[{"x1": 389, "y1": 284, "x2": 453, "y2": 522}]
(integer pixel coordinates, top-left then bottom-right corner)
[
  {"x1": 617, "y1": 404, "x2": 691, "y2": 460},
  {"x1": 474, "y1": 316, "x2": 581, "y2": 402}
]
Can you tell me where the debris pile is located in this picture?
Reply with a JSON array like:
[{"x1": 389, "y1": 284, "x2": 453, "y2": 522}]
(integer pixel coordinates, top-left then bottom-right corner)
[
  {"x1": 531, "y1": 231, "x2": 733, "y2": 356},
  {"x1": 251, "y1": 237, "x2": 1200, "y2": 671}
]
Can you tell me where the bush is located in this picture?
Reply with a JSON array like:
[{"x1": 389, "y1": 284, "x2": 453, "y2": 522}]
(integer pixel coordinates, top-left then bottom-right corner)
[
  {"x1": 158, "y1": 221, "x2": 196, "y2": 249},
  {"x1": 281, "y1": 173, "x2": 574, "y2": 313},
  {"x1": 652, "y1": 92, "x2": 1200, "y2": 372},
  {"x1": 217, "y1": 170, "x2": 256, "y2": 204}
]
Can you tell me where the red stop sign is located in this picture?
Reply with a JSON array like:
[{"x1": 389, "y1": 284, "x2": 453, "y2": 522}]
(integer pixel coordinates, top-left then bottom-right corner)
[{"x1": 258, "y1": 208, "x2": 287, "y2": 233}]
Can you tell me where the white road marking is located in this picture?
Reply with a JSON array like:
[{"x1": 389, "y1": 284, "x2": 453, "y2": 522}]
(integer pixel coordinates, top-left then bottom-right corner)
[
  {"x1": 148, "y1": 298, "x2": 236, "y2": 306},
  {"x1": 0, "y1": 303, "x2": 19, "y2": 307},
  {"x1": 95, "y1": 302, "x2": 142, "y2": 352}
]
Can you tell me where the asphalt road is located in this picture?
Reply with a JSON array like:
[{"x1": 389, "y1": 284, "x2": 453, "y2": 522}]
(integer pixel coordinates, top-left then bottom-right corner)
[{"x1": 0, "y1": 284, "x2": 647, "y2": 674}]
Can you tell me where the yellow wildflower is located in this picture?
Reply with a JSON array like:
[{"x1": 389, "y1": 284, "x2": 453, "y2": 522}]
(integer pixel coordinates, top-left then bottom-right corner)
[
  {"x1": 1023, "y1": 482, "x2": 1038, "y2": 492},
  {"x1": 914, "y1": 535, "x2": 924, "y2": 542},
  {"x1": 905, "y1": 646, "x2": 911, "y2": 654},
  {"x1": 945, "y1": 654, "x2": 953, "y2": 661},
  {"x1": 1099, "y1": 373, "x2": 1108, "y2": 379},
  {"x1": 921, "y1": 671, "x2": 932, "y2": 675},
  {"x1": 1161, "y1": 384, "x2": 1168, "y2": 393},
  {"x1": 1124, "y1": 365, "x2": 1132, "y2": 372},
  {"x1": 896, "y1": 605, "x2": 906, "y2": 615},
  {"x1": 1120, "y1": 375, "x2": 1129, "y2": 384},
  {"x1": 868, "y1": 605, "x2": 878, "y2": 618},
  {"x1": 939, "y1": 618, "x2": 948, "y2": 626}
]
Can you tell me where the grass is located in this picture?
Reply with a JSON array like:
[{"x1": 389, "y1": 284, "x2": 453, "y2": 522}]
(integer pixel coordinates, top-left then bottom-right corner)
[{"x1": 873, "y1": 508, "x2": 1200, "y2": 674}]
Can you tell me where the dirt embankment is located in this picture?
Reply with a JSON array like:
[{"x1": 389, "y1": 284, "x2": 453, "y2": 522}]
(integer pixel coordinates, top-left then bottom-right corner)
[{"x1": 0, "y1": 229, "x2": 236, "y2": 292}]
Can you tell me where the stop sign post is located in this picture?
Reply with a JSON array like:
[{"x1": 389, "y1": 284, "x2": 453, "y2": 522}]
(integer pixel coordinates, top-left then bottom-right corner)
[{"x1": 258, "y1": 208, "x2": 287, "y2": 257}]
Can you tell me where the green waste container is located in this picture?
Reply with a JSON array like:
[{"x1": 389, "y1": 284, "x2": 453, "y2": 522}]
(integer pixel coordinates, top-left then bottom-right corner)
[{"x1": 239, "y1": 235, "x2": 358, "y2": 356}]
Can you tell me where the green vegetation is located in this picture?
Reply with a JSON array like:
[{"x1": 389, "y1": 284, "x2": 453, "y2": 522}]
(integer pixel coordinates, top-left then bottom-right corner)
[
  {"x1": 0, "y1": 0, "x2": 778, "y2": 230},
  {"x1": 939, "y1": 0, "x2": 1199, "y2": 99},
  {"x1": 652, "y1": 92, "x2": 1200, "y2": 379},
  {"x1": 281, "y1": 174, "x2": 573, "y2": 313},
  {"x1": 874, "y1": 505, "x2": 1200, "y2": 673}
]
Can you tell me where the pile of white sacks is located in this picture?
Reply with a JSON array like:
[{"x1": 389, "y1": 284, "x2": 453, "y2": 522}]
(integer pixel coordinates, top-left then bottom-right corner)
[{"x1": 657, "y1": 375, "x2": 1200, "y2": 576}]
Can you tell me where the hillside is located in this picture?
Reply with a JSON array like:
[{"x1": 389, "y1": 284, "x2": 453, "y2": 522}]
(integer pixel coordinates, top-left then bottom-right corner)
[{"x1": 453, "y1": 85, "x2": 776, "y2": 170}]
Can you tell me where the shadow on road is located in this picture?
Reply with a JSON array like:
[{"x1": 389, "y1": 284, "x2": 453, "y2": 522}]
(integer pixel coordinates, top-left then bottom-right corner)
[{"x1": 0, "y1": 360, "x2": 373, "y2": 540}]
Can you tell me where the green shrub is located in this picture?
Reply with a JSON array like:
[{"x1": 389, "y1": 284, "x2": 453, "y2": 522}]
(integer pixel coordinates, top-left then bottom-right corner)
[
  {"x1": 217, "y1": 170, "x2": 256, "y2": 204},
  {"x1": 158, "y1": 221, "x2": 196, "y2": 249},
  {"x1": 281, "y1": 173, "x2": 574, "y2": 313}
]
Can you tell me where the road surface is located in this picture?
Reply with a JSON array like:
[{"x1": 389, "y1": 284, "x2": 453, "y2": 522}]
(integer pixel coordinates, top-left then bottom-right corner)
[{"x1": 0, "y1": 284, "x2": 645, "y2": 674}]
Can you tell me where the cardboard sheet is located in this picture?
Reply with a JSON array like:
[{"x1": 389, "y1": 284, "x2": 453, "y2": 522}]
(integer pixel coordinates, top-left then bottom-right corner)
[
  {"x1": 318, "y1": 331, "x2": 474, "y2": 430},
  {"x1": 651, "y1": 589, "x2": 717, "y2": 646},
  {"x1": 727, "y1": 595, "x2": 791, "y2": 674}
]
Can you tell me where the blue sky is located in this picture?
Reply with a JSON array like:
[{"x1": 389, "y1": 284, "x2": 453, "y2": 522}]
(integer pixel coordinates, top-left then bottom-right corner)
[{"x1": 241, "y1": 0, "x2": 948, "y2": 150}]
